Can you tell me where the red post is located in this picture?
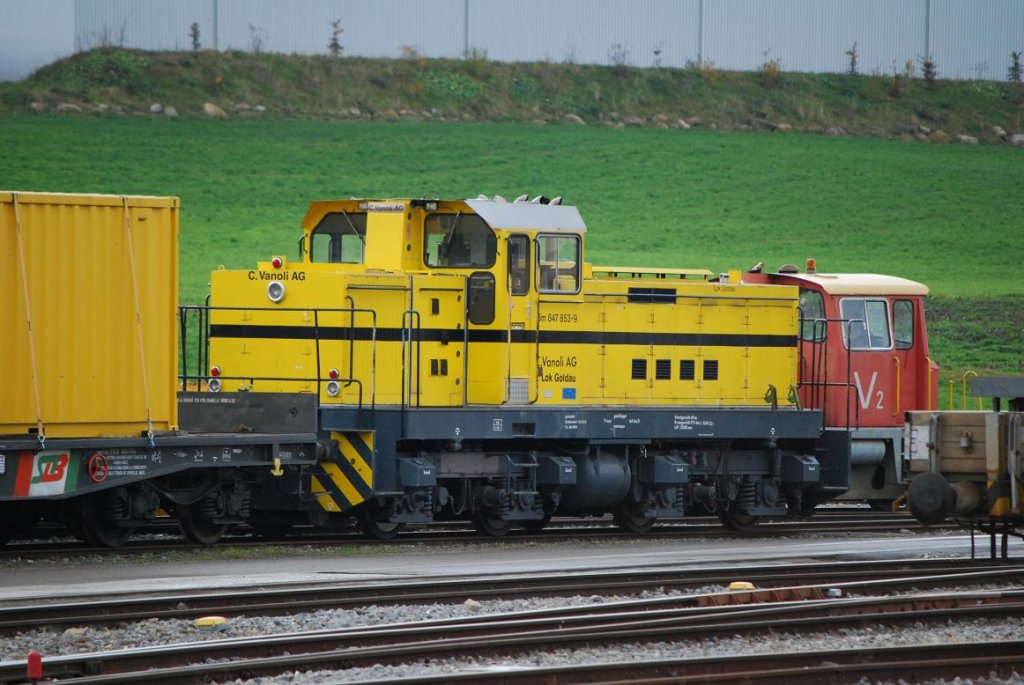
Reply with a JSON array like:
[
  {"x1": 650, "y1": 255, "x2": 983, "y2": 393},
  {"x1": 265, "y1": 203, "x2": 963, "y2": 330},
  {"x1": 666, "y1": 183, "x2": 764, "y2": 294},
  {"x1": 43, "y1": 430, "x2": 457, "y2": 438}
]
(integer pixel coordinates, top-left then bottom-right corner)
[{"x1": 27, "y1": 650, "x2": 42, "y2": 683}]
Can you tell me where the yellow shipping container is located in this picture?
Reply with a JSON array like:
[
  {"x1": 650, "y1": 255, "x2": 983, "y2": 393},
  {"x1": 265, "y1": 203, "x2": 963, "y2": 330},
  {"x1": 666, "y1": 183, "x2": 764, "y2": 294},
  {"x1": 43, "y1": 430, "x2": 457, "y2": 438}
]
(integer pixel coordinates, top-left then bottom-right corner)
[{"x1": 1, "y1": 191, "x2": 179, "y2": 438}]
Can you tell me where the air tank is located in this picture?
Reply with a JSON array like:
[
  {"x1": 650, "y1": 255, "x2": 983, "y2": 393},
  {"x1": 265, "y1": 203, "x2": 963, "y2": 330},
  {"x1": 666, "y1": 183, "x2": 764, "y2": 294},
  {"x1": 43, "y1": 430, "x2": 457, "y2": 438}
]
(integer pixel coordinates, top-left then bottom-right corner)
[{"x1": 559, "y1": 450, "x2": 631, "y2": 513}]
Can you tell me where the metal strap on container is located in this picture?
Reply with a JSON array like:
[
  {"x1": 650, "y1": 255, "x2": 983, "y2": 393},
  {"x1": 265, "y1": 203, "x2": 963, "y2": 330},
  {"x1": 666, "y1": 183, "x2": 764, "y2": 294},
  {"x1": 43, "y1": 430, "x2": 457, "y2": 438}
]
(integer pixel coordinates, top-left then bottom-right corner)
[
  {"x1": 1010, "y1": 413, "x2": 1021, "y2": 512},
  {"x1": 122, "y1": 196, "x2": 155, "y2": 444},
  {"x1": 12, "y1": 193, "x2": 46, "y2": 446}
]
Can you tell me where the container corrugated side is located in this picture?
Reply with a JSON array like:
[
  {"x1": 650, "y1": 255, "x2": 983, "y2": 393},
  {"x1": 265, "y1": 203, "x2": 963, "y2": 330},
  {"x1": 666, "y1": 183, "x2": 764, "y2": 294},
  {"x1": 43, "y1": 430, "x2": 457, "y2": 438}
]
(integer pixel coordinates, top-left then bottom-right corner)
[{"x1": 1, "y1": 191, "x2": 180, "y2": 438}]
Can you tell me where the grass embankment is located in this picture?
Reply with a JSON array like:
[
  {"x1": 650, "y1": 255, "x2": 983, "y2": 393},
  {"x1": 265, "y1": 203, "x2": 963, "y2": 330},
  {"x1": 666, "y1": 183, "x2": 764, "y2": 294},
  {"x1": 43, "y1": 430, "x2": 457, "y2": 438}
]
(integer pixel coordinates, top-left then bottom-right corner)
[
  {"x1": 2, "y1": 116, "x2": 1021, "y2": 402},
  {"x1": 3, "y1": 48, "x2": 1024, "y2": 142}
]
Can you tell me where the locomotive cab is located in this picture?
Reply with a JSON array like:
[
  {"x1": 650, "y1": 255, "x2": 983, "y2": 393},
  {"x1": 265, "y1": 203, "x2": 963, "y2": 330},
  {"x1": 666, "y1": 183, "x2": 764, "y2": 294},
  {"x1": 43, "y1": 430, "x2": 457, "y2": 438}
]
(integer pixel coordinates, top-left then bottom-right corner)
[{"x1": 746, "y1": 263, "x2": 938, "y2": 506}]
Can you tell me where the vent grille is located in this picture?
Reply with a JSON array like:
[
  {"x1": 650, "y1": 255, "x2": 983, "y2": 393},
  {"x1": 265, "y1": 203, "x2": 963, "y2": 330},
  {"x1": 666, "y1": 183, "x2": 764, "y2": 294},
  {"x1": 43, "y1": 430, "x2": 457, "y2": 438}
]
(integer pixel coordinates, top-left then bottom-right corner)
[
  {"x1": 628, "y1": 287, "x2": 677, "y2": 304},
  {"x1": 679, "y1": 359, "x2": 695, "y2": 380},
  {"x1": 655, "y1": 359, "x2": 671, "y2": 380},
  {"x1": 508, "y1": 378, "x2": 529, "y2": 404},
  {"x1": 631, "y1": 359, "x2": 647, "y2": 380},
  {"x1": 703, "y1": 359, "x2": 719, "y2": 381}
]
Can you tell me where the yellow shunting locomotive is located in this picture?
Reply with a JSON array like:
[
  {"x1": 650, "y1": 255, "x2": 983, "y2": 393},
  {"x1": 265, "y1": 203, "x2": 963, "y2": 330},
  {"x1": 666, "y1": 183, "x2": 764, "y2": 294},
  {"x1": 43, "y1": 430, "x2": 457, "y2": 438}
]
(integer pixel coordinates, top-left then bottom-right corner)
[
  {"x1": 202, "y1": 196, "x2": 839, "y2": 537},
  {"x1": 4, "y1": 192, "x2": 882, "y2": 546}
]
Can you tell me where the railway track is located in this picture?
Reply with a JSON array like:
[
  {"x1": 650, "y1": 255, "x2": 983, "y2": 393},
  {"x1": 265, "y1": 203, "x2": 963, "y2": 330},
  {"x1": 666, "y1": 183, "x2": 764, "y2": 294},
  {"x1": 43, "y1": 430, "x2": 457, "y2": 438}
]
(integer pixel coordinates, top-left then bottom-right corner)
[
  {"x1": 0, "y1": 509, "x2": 939, "y2": 560},
  {"x1": 4, "y1": 557, "x2": 1016, "y2": 633},
  {"x1": 2, "y1": 561, "x2": 1022, "y2": 684},
  {"x1": 296, "y1": 641, "x2": 1024, "y2": 685}
]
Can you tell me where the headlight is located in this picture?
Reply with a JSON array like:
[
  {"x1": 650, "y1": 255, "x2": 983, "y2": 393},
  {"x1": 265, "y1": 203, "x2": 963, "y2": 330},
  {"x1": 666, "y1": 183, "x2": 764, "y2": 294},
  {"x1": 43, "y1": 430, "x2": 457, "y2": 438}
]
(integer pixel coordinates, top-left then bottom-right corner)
[
  {"x1": 208, "y1": 378, "x2": 222, "y2": 392},
  {"x1": 267, "y1": 280, "x2": 286, "y2": 303},
  {"x1": 326, "y1": 380, "x2": 341, "y2": 397}
]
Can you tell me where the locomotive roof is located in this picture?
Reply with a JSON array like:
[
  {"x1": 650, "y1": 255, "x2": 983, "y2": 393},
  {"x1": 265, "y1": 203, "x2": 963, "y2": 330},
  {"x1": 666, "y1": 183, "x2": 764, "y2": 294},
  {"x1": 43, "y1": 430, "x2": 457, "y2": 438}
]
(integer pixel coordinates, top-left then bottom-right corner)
[
  {"x1": 783, "y1": 272, "x2": 929, "y2": 296},
  {"x1": 465, "y1": 199, "x2": 587, "y2": 232},
  {"x1": 301, "y1": 198, "x2": 587, "y2": 233}
]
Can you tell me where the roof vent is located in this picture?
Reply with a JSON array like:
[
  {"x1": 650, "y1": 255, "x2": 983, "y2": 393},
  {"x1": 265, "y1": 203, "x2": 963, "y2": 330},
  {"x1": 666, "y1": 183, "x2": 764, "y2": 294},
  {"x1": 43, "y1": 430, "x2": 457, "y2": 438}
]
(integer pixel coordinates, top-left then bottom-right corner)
[{"x1": 778, "y1": 263, "x2": 799, "y2": 273}]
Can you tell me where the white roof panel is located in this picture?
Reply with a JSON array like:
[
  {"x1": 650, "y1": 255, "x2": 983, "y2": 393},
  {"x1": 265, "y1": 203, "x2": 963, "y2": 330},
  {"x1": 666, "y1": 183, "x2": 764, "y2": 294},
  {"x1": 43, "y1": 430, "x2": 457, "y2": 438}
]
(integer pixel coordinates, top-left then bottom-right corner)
[
  {"x1": 466, "y1": 200, "x2": 587, "y2": 232},
  {"x1": 784, "y1": 273, "x2": 929, "y2": 296}
]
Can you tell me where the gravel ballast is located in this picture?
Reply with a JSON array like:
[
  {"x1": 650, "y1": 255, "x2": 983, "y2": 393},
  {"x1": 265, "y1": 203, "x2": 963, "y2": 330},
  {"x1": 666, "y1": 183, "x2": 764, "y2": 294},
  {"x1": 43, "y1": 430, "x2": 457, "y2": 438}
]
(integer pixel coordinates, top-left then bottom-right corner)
[{"x1": 4, "y1": 588, "x2": 1024, "y2": 684}]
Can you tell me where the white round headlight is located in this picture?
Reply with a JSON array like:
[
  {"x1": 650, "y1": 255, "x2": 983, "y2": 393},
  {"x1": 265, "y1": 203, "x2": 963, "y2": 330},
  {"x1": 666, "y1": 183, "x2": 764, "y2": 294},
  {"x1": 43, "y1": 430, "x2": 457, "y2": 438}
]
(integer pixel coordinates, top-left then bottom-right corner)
[
  {"x1": 267, "y1": 280, "x2": 286, "y2": 303},
  {"x1": 326, "y1": 380, "x2": 341, "y2": 397},
  {"x1": 207, "y1": 378, "x2": 222, "y2": 393}
]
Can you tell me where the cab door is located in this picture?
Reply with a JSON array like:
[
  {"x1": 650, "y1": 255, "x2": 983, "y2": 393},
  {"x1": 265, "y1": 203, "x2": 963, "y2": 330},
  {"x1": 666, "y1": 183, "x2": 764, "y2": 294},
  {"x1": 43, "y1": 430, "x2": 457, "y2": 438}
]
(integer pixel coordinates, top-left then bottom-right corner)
[
  {"x1": 465, "y1": 269, "x2": 506, "y2": 404},
  {"x1": 506, "y1": 234, "x2": 534, "y2": 404},
  {"x1": 410, "y1": 274, "x2": 465, "y2": 407},
  {"x1": 892, "y1": 297, "x2": 923, "y2": 414},
  {"x1": 839, "y1": 297, "x2": 900, "y2": 427}
]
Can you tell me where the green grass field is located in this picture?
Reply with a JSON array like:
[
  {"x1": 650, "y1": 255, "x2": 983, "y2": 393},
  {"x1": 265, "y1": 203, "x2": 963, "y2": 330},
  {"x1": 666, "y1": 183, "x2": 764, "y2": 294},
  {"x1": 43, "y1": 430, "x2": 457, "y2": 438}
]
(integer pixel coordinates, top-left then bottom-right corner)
[{"x1": 2, "y1": 115, "x2": 1021, "y2": 399}]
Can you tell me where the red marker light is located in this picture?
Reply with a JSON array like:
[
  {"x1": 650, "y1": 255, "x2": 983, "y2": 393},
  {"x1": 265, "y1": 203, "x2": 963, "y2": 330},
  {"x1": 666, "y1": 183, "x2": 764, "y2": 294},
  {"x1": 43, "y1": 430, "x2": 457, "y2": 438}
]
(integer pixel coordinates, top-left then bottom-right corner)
[
  {"x1": 27, "y1": 650, "x2": 42, "y2": 681},
  {"x1": 210, "y1": 366, "x2": 221, "y2": 377},
  {"x1": 328, "y1": 368, "x2": 340, "y2": 380},
  {"x1": 271, "y1": 257, "x2": 283, "y2": 269}
]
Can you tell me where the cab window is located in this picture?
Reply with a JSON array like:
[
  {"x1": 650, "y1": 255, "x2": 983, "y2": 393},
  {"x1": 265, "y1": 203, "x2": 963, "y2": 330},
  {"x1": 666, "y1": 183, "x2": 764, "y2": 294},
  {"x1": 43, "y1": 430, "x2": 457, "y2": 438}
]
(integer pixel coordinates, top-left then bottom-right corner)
[
  {"x1": 894, "y1": 299, "x2": 914, "y2": 349},
  {"x1": 310, "y1": 212, "x2": 366, "y2": 264},
  {"x1": 841, "y1": 298, "x2": 891, "y2": 350},
  {"x1": 467, "y1": 272, "x2": 496, "y2": 324},
  {"x1": 537, "y1": 234, "x2": 580, "y2": 293},
  {"x1": 798, "y1": 288, "x2": 826, "y2": 342},
  {"x1": 424, "y1": 213, "x2": 496, "y2": 268},
  {"x1": 508, "y1": 234, "x2": 530, "y2": 295}
]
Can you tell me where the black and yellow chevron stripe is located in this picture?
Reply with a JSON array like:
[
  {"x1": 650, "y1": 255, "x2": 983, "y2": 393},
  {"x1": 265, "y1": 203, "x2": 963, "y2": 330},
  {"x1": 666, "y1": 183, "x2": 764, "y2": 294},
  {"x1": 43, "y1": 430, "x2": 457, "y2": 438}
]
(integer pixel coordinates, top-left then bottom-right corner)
[{"x1": 312, "y1": 431, "x2": 374, "y2": 512}]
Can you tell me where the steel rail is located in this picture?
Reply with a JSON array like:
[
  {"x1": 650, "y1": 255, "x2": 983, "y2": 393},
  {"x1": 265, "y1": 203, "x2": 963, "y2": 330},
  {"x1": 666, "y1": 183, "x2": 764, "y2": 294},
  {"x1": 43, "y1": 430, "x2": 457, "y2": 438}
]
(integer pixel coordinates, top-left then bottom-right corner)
[
  {"x1": 4, "y1": 592, "x2": 1023, "y2": 684},
  {"x1": 2, "y1": 558, "x2": 1021, "y2": 630},
  {"x1": 0, "y1": 512, "x2": 942, "y2": 559},
  {"x1": 2, "y1": 558, "x2": 1021, "y2": 634},
  {"x1": 300, "y1": 641, "x2": 1024, "y2": 685}
]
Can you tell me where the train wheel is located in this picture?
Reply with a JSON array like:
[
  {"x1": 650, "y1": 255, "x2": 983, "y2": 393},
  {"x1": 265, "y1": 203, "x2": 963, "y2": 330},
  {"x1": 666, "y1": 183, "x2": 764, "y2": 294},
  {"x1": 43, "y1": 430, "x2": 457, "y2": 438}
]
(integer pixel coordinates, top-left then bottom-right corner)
[
  {"x1": 78, "y1": 497, "x2": 133, "y2": 548},
  {"x1": 361, "y1": 516, "x2": 404, "y2": 540},
  {"x1": 718, "y1": 505, "x2": 759, "y2": 533},
  {"x1": 612, "y1": 507, "x2": 655, "y2": 534},
  {"x1": 178, "y1": 503, "x2": 229, "y2": 545},
  {"x1": 474, "y1": 512, "x2": 512, "y2": 537}
]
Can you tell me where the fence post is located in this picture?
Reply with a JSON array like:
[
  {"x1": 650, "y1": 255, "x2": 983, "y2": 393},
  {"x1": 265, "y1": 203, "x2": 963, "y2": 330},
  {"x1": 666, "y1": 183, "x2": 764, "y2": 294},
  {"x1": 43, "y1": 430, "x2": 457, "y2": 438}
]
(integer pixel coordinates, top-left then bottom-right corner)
[
  {"x1": 698, "y1": 0, "x2": 705, "y2": 65},
  {"x1": 924, "y1": 0, "x2": 931, "y2": 59},
  {"x1": 463, "y1": 0, "x2": 469, "y2": 57}
]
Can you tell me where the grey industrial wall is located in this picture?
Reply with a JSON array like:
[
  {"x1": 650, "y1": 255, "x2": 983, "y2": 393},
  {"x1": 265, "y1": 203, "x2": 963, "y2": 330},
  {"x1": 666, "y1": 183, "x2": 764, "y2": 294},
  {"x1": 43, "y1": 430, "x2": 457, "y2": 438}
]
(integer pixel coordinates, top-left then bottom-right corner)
[{"x1": 4, "y1": 0, "x2": 1022, "y2": 81}]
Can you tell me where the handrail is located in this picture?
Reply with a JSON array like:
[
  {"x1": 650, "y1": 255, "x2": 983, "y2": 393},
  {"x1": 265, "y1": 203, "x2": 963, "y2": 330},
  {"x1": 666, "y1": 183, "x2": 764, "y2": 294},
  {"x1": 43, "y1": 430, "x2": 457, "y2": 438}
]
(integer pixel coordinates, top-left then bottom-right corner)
[
  {"x1": 795, "y1": 314, "x2": 859, "y2": 429},
  {"x1": 178, "y1": 304, "x2": 376, "y2": 409},
  {"x1": 927, "y1": 356, "x2": 936, "y2": 410},
  {"x1": 401, "y1": 309, "x2": 422, "y2": 409},
  {"x1": 893, "y1": 355, "x2": 901, "y2": 417},
  {"x1": 961, "y1": 370, "x2": 981, "y2": 410}
]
